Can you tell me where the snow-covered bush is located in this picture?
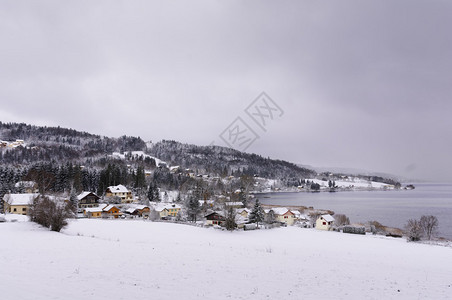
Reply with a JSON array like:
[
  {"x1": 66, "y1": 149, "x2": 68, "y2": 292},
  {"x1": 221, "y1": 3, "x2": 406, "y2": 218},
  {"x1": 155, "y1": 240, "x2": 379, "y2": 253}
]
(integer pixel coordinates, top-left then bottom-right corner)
[{"x1": 28, "y1": 195, "x2": 75, "y2": 232}]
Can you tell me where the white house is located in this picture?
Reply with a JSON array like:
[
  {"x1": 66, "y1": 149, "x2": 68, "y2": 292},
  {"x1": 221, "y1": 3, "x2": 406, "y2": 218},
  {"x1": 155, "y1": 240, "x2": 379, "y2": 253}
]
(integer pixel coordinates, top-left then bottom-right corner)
[
  {"x1": 269, "y1": 207, "x2": 297, "y2": 225},
  {"x1": 105, "y1": 185, "x2": 133, "y2": 203},
  {"x1": 2, "y1": 193, "x2": 38, "y2": 215},
  {"x1": 316, "y1": 214, "x2": 335, "y2": 230}
]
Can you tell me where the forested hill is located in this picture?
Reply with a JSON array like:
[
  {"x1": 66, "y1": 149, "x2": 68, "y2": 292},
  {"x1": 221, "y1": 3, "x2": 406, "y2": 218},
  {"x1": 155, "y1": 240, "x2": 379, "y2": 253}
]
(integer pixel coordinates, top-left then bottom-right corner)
[
  {"x1": 147, "y1": 140, "x2": 315, "y2": 180},
  {"x1": 0, "y1": 122, "x2": 146, "y2": 162},
  {"x1": 0, "y1": 122, "x2": 315, "y2": 198}
]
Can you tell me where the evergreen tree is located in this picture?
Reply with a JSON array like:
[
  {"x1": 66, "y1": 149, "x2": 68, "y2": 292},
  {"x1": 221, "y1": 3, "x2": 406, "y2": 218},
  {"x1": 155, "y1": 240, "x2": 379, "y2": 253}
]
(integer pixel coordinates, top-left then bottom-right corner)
[
  {"x1": 154, "y1": 183, "x2": 161, "y2": 202},
  {"x1": 249, "y1": 199, "x2": 264, "y2": 227},
  {"x1": 175, "y1": 192, "x2": 182, "y2": 203},
  {"x1": 238, "y1": 189, "x2": 247, "y2": 207},
  {"x1": 147, "y1": 183, "x2": 155, "y2": 202},
  {"x1": 186, "y1": 195, "x2": 200, "y2": 222},
  {"x1": 69, "y1": 188, "x2": 79, "y2": 213}
]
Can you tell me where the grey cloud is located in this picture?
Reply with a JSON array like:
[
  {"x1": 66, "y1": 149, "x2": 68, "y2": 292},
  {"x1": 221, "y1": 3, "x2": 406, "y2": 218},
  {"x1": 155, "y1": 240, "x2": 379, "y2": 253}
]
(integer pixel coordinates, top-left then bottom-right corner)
[{"x1": 1, "y1": 0, "x2": 451, "y2": 181}]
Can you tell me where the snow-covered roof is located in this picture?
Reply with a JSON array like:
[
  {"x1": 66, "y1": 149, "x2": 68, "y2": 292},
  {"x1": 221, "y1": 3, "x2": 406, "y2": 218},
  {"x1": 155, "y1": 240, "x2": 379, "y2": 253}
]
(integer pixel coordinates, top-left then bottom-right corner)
[
  {"x1": 205, "y1": 211, "x2": 225, "y2": 218},
  {"x1": 135, "y1": 205, "x2": 149, "y2": 210},
  {"x1": 107, "y1": 185, "x2": 129, "y2": 193},
  {"x1": 320, "y1": 214, "x2": 335, "y2": 222},
  {"x1": 270, "y1": 207, "x2": 292, "y2": 216},
  {"x1": 77, "y1": 191, "x2": 99, "y2": 200},
  {"x1": 103, "y1": 205, "x2": 118, "y2": 212},
  {"x1": 125, "y1": 208, "x2": 137, "y2": 214},
  {"x1": 3, "y1": 193, "x2": 39, "y2": 206},
  {"x1": 151, "y1": 203, "x2": 181, "y2": 212},
  {"x1": 225, "y1": 202, "x2": 243, "y2": 207},
  {"x1": 236, "y1": 208, "x2": 251, "y2": 214},
  {"x1": 84, "y1": 205, "x2": 106, "y2": 213},
  {"x1": 14, "y1": 181, "x2": 36, "y2": 188},
  {"x1": 199, "y1": 200, "x2": 215, "y2": 205}
]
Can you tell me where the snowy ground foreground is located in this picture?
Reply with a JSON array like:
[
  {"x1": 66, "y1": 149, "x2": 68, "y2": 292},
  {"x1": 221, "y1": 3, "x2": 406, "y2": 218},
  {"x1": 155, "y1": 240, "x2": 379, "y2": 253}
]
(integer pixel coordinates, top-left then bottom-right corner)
[{"x1": 1, "y1": 220, "x2": 451, "y2": 300}]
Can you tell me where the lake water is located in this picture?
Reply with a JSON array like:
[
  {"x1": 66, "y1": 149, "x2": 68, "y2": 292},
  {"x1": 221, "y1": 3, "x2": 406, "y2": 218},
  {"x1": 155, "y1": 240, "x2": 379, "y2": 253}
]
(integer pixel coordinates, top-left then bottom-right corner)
[{"x1": 258, "y1": 183, "x2": 452, "y2": 239}]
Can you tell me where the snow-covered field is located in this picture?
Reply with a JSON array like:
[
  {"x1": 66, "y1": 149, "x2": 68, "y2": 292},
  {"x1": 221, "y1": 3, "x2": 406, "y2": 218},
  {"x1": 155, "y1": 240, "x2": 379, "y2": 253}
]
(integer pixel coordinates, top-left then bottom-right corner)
[{"x1": 1, "y1": 218, "x2": 451, "y2": 299}]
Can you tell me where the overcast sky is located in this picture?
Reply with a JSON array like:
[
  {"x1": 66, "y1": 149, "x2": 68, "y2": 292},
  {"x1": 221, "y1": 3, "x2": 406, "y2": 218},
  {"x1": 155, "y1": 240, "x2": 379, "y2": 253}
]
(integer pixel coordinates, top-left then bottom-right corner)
[{"x1": 1, "y1": 1, "x2": 451, "y2": 181}]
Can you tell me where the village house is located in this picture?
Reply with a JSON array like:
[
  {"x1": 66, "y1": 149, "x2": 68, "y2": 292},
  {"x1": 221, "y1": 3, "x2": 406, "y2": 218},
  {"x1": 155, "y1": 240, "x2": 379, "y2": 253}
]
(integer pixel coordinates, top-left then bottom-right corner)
[
  {"x1": 236, "y1": 208, "x2": 251, "y2": 218},
  {"x1": 316, "y1": 214, "x2": 335, "y2": 230},
  {"x1": 14, "y1": 181, "x2": 39, "y2": 193},
  {"x1": 205, "y1": 211, "x2": 225, "y2": 226},
  {"x1": 151, "y1": 203, "x2": 182, "y2": 219},
  {"x1": 83, "y1": 204, "x2": 122, "y2": 219},
  {"x1": 84, "y1": 205, "x2": 105, "y2": 218},
  {"x1": 125, "y1": 205, "x2": 151, "y2": 218},
  {"x1": 105, "y1": 184, "x2": 133, "y2": 203},
  {"x1": 2, "y1": 193, "x2": 38, "y2": 215},
  {"x1": 77, "y1": 192, "x2": 100, "y2": 210},
  {"x1": 102, "y1": 205, "x2": 122, "y2": 218},
  {"x1": 270, "y1": 207, "x2": 298, "y2": 225}
]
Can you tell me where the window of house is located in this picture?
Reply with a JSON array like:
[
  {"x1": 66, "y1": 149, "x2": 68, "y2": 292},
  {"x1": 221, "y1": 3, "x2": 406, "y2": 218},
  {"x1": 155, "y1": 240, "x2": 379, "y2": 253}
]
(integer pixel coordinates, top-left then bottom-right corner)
[
  {"x1": 22, "y1": 208, "x2": 27, "y2": 211},
  {"x1": 323, "y1": 222, "x2": 326, "y2": 225},
  {"x1": 13, "y1": 208, "x2": 17, "y2": 212}
]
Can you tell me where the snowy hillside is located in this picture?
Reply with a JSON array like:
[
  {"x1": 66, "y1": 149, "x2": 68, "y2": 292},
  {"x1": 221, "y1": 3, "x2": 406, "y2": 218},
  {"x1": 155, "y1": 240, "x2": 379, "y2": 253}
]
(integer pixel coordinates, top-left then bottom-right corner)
[
  {"x1": 309, "y1": 178, "x2": 393, "y2": 189},
  {"x1": 1, "y1": 219, "x2": 451, "y2": 299}
]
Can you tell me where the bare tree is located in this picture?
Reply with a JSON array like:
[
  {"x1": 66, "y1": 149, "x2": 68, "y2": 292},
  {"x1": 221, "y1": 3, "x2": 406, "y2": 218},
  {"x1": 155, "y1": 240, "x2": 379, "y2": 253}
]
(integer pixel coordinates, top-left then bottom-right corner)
[
  {"x1": 334, "y1": 214, "x2": 350, "y2": 226},
  {"x1": 405, "y1": 219, "x2": 423, "y2": 241},
  {"x1": 224, "y1": 206, "x2": 237, "y2": 231},
  {"x1": 419, "y1": 215, "x2": 438, "y2": 240}
]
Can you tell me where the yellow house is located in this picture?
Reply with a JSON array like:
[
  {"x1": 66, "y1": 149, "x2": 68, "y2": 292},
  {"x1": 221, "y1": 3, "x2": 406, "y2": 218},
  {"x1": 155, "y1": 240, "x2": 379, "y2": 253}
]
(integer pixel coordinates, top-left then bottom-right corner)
[
  {"x1": 83, "y1": 204, "x2": 122, "y2": 218},
  {"x1": 2, "y1": 193, "x2": 38, "y2": 215},
  {"x1": 102, "y1": 205, "x2": 122, "y2": 218},
  {"x1": 105, "y1": 185, "x2": 133, "y2": 203},
  {"x1": 236, "y1": 208, "x2": 250, "y2": 218},
  {"x1": 316, "y1": 214, "x2": 335, "y2": 230},
  {"x1": 84, "y1": 205, "x2": 106, "y2": 218},
  {"x1": 270, "y1": 207, "x2": 297, "y2": 225},
  {"x1": 152, "y1": 203, "x2": 181, "y2": 219}
]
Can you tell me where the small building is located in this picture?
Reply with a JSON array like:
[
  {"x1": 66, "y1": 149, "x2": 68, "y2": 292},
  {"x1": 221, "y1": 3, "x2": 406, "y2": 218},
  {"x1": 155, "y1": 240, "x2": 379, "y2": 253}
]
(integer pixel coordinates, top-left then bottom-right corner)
[
  {"x1": 2, "y1": 193, "x2": 38, "y2": 215},
  {"x1": 151, "y1": 203, "x2": 181, "y2": 219},
  {"x1": 205, "y1": 211, "x2": 225, "y2": 226},
  {"x1": 102, "y1": 205, "x2": 122, "y2": 219},
  {"x1": 77, "y1": 192, "x2": 100, "y2": 209},
  {"x1": 14, "y1": 181, "x2": 39, "y2": 193},
  {"x1": 83, "y1": 204, "x2": 122, "y2": 219},
  {"x1": 236, "y1": 208, "x2": 251, "y2": 218},
  {"x1": 84, "y1": 205, "x2": 106, "y2": 218},
  {"x1": 270, "y1": 207, "x2": 297, "y2": 225},
  {"x1": 125, "y1": 205, "x2": 150, "y2": 218},
  {"x1": 105, "y1": 185, "x2": 133, "y2": 203},
  {"x1": 316, "y1": 214, "x2": 335, "y2": 230}
]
